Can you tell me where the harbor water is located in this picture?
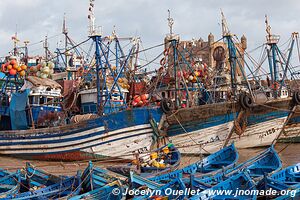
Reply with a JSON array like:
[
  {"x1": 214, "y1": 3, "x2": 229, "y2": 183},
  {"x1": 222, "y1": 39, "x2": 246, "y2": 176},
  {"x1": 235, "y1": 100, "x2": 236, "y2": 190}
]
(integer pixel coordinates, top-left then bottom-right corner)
[{"x1": 0, "y1": 143, "x2": 299, "y2": 176}]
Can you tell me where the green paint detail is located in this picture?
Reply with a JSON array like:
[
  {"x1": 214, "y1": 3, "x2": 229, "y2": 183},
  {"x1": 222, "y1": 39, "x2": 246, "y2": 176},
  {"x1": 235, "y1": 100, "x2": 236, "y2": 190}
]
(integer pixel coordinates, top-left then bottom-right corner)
[{"x1": 278, "y1": 137, "x2": 300, "y2": 143}]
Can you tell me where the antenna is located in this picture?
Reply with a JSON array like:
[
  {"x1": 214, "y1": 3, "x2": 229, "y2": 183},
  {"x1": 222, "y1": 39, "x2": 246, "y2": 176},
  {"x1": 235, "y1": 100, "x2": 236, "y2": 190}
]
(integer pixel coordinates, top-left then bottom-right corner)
[
  {"x1": 12, "y1": 26, "x2": 19, "y2": 56},
  {"x1": 265, "y1": 15, "x2": 271, "y2": 37},
  {"x1": 221, "y1": 10, "x2": 230, "y2": 36},
  {"x1": 62, "y1": 13, "x2": 68, "y2": 35},
  {"x1": 265, "y1": 15, "x2": 279, "y2": 44},
  {"x1": 167, "y1": 9, "x2": 174, "y2": 36},
  {"x1": 112, "y1": 25, "x2": 117, "y2": 39},
  {"x1": 88, "y1": 0, "x2": 100, "y2": 36}
]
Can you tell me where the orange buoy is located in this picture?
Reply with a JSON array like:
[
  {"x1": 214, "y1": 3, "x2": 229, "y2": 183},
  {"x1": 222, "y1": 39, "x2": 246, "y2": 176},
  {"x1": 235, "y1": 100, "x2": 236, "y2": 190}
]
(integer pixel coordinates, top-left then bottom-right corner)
[
  {"x1": 141, "y1": 94, "x2": 149, "y2": 101},
  {"x1": 7, "y1": 65, "x2": 13, "y2": 70},
  {"x1": 21, "y1": 65, "x2": 27, "y2": 70},
  {"x1": 9, "y1": 68, "x2": 17, "y2": 75},
  {"x1": 13, "y1": 64, "x2": 18, "y2": 69},
  {"x1": 133, "y1": 95, "x2": 141, "y2": 103},
  {"x1": 10, "y1": 60, "x2": 17, "y2": 65},
  {"x1": 1, "y1": 64, "x2": 6, "y2": 72},
  {"x1": 17, "y1": 67, "x2": 22, "y2": 72}
]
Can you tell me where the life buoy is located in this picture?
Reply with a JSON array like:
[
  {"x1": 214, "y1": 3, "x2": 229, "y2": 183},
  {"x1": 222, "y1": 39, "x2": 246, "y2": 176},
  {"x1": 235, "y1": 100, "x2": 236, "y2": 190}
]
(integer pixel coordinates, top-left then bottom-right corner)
[
  {"x1": 160, "y1": 98, "x2": 174, "y2": 114},
  {"x1": 293, "y1": 92, "x2": 300, "y2": 105}
]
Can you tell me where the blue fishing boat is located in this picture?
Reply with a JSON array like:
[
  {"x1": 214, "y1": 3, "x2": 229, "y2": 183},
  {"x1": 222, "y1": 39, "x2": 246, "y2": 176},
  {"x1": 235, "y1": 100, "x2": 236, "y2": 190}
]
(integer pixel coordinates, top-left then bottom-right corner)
[
  {"x1": 199, "y1": 145, "x2": 282, "y2": 185},
  {"x1": 3, "y1": 171, "x2": 81, "y2": 200},
  {"x1": 0, "y1": 106, "x2": 163, "y2": 161},
  {"x1": 257, "y1": 176, "x2": 300, "y2": 199},
  {"x1": 21, "y1": 162, "x2": 66, "y2": 191},
  {"x1": 256, "y1": 163, "x2": 300, "y2": 199},
  {"x1": 0, "y1": 169, "x2": 11, "y2": 179},
  {"x1": 74, "y1": 161, "x2": 125, "y2": 200},
  {"x1": 70, "y1": 181, "x2": 123, "y2": 200},
  {"x1": 227, "y1": 145, "x2": 282, "y2": 178},
  {"x1": 149, "y1": 143, "x2": 238, "y2": 183},
  {"x1": 107, "y1": 143, "x2": 181, "y2": 177},
  {"x1": 275, "y1": 188, "x2": 300, "y2": 200},
  {"x1": 0, "y1": 171, "x2": 21, "y2": 199},
  {"x1": 189, "y1": 172, "x2": 256, "y2": 200},
  {"x1": 130, "y1": 172, "x2": 186, "y2": 200},
  {"x1": 271, "y1": 162, "x2": 300, "y2": 185},
  {"x1": 0, "y1": 1, "x2": 165, "y2": 162}
]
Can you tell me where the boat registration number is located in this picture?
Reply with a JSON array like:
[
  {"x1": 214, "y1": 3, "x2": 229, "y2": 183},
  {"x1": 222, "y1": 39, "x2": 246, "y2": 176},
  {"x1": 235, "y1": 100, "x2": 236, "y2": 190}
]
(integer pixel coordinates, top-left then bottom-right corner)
[
  {"x1": 259, "y1": 128, "x2": 276, "y2": 139},
  {"x1": 137, "y1": 147, "x2": 148, "y2": 154}
]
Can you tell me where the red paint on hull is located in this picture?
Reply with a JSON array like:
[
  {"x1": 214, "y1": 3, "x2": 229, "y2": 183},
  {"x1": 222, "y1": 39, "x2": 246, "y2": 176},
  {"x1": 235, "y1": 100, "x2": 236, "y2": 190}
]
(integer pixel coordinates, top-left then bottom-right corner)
[{"x1": 23, "y1": 151, "x2": 104, "y2": 161}]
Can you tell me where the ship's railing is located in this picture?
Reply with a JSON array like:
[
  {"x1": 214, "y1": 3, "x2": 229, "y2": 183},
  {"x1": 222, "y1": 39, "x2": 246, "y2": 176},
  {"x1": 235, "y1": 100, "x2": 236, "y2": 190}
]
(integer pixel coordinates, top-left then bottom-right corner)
[{"x1": 266, "y1": 35, "x2": 280, "y2": 44}]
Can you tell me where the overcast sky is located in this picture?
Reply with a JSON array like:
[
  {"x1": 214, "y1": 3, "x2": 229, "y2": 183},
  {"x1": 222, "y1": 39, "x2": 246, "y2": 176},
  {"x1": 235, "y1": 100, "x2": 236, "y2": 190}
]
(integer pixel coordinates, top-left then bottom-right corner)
[{"x1": 0, "y1": 0, "x2": 299, "y2": 70}]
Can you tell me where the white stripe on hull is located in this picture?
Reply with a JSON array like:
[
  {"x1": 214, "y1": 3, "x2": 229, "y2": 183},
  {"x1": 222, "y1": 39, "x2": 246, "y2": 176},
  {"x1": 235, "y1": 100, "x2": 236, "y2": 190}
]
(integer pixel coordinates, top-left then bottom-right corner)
[
  {"x1": 0, "y1": 125, "x2": 154, "y2": 156},
  {"x1": 168, "y1": 122, "x2": 234, "y2": 154},
  {"x1": 85, "y1": 134, "x2": 154, "y2": 159},
  {"x1": 0, "y1": 128, "x2": 153, "y2": 151},
  {"x1": 230, "y1": 116, "x2": 288, "y2": 148},
  {"x1": 0, "y1": 124, "x2": 151, "y2": 143}
]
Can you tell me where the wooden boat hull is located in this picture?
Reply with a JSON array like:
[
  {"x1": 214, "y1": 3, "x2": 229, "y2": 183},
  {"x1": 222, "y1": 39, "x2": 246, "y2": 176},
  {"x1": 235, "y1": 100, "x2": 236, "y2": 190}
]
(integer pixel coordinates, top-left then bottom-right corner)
[
  {"x1": 166, "y1": 99, "x2": 292, "y2": 155},
  {"x1": 0, "y1": 107, "x2": 163, "y2": 161},
  {"x1": 279, "y1": 105, "x2": 300, "y2": 143},
  {"x1": 232, "y1": 115, "x2": 288, "y2": 148},
  {"x1": 166, "y1": 102, "x2": 238, "y2": 154},
  {"x1": 230, "y1": 98, "x2": 291, "y2": 148}
]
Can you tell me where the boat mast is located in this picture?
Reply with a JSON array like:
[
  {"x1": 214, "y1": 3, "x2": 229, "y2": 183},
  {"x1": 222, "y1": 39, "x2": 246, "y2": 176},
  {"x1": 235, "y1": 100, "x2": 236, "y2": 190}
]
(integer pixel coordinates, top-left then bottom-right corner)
[
  {"x1": 265, "y1": 15, "x2": 283, "y2": 98},
  {"x1": 62, "y1": 13, "x2": 70, "y2": 77},
  {"x1": 167, "y1": 10, "x2": 180, "y2": 108},
  {"x1": 88, "y1": 0, "x2": 103, "y2": 114},
  {"x1": 221, "y1": 12, "x2": 237, "y2": 97},
  {"x1": 43, "y1": 35, "x2": 49, "y2": 61},
  {"x1": 128, "y1": 37, "x2": 140, "y2": 101}
]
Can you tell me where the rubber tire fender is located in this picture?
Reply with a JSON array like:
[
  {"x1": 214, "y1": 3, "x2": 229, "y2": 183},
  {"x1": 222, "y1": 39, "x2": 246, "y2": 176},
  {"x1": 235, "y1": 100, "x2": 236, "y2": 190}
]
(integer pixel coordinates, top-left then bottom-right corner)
[
  {"x1": 293, "y1": 92, "x2": 300, "y2": 105},
  {"x1": 243, "y1": 93, "x2": 254, "y2": 108},
  {"x1": 160, "y1": 98, "x2": 173, "y2": 114}
]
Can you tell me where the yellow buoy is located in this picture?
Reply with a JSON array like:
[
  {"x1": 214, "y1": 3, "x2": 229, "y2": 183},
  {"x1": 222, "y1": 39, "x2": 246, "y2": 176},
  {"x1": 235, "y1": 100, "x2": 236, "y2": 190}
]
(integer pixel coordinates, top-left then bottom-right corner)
[
  {"x1": 19, "y1": 70, "x2": 26, "y2": 76},
  {"x1": 150, "y1": 152, "x2": 158, "y2": 160},
  {"x1": 162, "y1": 147, "x2": 169, "y2": 154},
  {"x1": 151, "y1": 160, "x2": 160, "y2": 168}
]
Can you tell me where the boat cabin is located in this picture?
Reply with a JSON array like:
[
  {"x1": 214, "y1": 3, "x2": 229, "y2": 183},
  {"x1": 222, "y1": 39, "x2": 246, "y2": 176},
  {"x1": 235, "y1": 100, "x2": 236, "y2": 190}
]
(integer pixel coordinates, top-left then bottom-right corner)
[
  {"x1": 78, "y1": 87, "x2": 129, "y2": 114},
  {"x1": 22, "y1": 76, "x2": 63, "y2": 127}
]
